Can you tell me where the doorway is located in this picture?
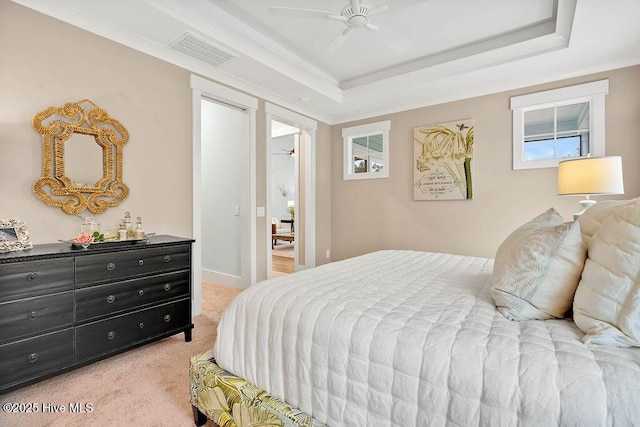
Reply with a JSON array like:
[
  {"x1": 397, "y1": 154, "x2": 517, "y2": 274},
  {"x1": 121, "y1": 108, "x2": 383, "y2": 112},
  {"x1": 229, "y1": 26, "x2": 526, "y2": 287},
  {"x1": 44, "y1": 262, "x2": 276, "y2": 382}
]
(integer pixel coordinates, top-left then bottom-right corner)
[
  {"x1": 265, "y1": 103, "x2": 317, "y2": 279},
  {"x1": 191, "y1": 76, "x2": 258, "y2": 315},
  {"x1": 270, "y1": 121, "x2": 298, "y2": 276}
]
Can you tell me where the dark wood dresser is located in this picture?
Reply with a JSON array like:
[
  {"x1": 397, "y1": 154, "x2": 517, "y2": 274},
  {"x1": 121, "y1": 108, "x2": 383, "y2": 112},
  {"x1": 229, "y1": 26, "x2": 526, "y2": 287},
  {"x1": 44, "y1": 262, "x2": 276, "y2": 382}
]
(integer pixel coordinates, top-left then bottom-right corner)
[{"x1": 0, "y1": 235, "x2": 194, "y2": 394}]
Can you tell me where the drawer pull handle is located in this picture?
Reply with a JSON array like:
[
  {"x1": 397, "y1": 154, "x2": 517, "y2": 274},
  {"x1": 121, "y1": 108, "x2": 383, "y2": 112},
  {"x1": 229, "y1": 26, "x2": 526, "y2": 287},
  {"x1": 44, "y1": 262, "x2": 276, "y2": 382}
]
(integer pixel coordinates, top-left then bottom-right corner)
[
  {"x1": 164, "y1": 255, "x2": 172, "y2": 263},
  {"x1": 139, "y1": 322, "x2": 144, "y2": 329},
  {"x1": 107, "y1": 331, "x2": 116, "y2": 340},
  {"x1": 164, "y1": 283, "x2": 171, "y2": 291},
  {"x1": 28, "y1": 353, "x2": 39, "y2": 363},
  {"x1": 106, "y1": 295, "x2": 116, "y2": 304},
  {"x1": 138, "y1": 289, "x2": 144, "y2": 296},
  {"x1": 164, "y1": 314, "x2": 171, "y2": 323},
  {"x1": 139, "y1": 259, "x2": 144, "y2": 266},
  {"x1": 26, "y1": 272, "x2": 38, "y2": 281},
  {"x1": 27, "y1": 311, "x2": 39, "y2": 320},
  {"x1": 106, "y1": 263, "x2": 116, "y2": 271}
]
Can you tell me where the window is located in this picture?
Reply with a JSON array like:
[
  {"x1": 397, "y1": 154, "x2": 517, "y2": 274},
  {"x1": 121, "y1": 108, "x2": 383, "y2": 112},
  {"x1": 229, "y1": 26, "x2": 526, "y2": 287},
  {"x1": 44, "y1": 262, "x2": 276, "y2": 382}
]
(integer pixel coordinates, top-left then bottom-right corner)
[
  {"x1": 511, "y1": 79, "x2": 608, "y2": 170},
  {"x1": 343, "y1": 120, "x2": 390, "y2": 180}
]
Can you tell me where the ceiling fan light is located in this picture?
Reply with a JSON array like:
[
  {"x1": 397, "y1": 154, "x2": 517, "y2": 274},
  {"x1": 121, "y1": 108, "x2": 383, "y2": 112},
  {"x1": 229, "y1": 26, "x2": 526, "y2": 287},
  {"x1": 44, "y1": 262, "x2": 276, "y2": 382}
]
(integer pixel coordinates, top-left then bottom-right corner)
[{"x1": 348, "y1": 14, "x2": 368, "y2": 28}]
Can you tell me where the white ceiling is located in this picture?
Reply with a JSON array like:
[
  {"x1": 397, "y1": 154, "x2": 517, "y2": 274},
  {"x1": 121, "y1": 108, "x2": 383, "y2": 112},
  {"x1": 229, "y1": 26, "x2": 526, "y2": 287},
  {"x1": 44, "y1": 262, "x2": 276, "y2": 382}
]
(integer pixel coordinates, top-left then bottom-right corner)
[{"x1": 12, "y1": 0, "x2": 640, "y2": 124}]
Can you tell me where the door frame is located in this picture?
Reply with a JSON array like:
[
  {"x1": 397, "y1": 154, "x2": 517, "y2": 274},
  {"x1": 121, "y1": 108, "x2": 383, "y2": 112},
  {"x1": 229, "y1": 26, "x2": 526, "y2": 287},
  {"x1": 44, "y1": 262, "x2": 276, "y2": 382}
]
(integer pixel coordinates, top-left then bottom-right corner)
[
  {"x1": 191, "y1": 75, "x2": 258, "y2": 315},
  {"x1": 265, "y1": 103, "x2": 317, "y2": 277}
]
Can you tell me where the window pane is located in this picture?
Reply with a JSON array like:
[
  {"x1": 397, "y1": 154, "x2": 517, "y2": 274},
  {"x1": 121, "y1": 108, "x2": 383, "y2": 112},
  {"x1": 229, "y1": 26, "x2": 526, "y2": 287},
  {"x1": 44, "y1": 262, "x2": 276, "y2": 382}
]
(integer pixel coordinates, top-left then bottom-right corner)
[
  {"x1": 354, "y1": 158, "x2": 367, "y2": 173},
  {"x1": 352, "y1": 136, "x2": 368, "y2": 149},
  {"x1": 351, "y1": 136, "x2": 368, "y2": 174},
  {"x1": 368, "y1": 134, "x2": 383, "y2": 172},
  {"x1": 524, "y1": 108, "x2": 554, "y2": 140},
  {"x1": 368, "y1": 134, "x2": 383, "y2": 153},
  {"x1": 557, "y1": 102, "x2": 589, "y2": 132},
  {"x1": 556, "y1": 135, "x2": 581, "y2": 158},
  {"x1": 524, "y1": 139, "x2": 555, "y2": 161}
]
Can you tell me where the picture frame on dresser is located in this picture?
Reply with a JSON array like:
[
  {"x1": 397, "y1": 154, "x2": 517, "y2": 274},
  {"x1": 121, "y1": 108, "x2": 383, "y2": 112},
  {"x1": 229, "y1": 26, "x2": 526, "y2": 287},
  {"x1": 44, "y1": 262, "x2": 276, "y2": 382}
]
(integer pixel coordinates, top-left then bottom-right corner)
[{"x1": 0, "y1": 218, "x2": 32, "y2": 253}]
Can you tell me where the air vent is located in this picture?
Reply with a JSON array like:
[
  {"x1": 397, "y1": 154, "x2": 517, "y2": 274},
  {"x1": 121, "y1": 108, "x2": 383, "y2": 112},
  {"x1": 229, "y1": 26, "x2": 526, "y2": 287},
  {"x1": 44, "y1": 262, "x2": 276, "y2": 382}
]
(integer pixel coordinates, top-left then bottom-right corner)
[{"x1": 169, "y1": 32, "x2": 238, "y2": 67}]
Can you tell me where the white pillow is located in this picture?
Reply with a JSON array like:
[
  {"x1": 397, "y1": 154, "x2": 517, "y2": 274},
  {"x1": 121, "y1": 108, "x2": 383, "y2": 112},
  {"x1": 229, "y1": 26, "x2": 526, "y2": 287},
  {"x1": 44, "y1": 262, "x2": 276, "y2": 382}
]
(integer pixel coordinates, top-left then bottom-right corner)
[
  {"x1": 577, "y1": 198, "x2": 635, "y2": 246},
  {"x1": 490, "y1": 208, "x2": 587, "y2": 321},
  {"x1": 573, "y1": 198, "x2": 640, "y2": 347}
]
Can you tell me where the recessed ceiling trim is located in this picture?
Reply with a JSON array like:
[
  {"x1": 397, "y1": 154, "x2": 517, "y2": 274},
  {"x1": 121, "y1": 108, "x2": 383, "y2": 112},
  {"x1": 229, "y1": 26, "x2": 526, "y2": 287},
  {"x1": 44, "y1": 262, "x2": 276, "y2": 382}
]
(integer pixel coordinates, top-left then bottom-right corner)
[
  {"x1": 10, "y1": 0, "x2": 639, "y2": 126},
  {"x1": 340, "y1": 0, "x2": 576, "y2": 90}
]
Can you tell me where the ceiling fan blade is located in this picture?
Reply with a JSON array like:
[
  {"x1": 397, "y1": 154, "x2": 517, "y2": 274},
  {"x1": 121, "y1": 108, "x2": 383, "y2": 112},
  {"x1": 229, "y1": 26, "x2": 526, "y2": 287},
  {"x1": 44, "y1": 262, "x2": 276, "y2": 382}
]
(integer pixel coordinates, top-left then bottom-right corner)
[
  {"x1": 379, "y1": 25, "x2": 413, "y2": 52},
  {"x1": 365, "y1": 22, "x2": 379, "y2": 31},
  {"x1": 324, "y1": 28, "x2": 353, "y2": 55},
  {"x1": 327, "y1": 14, "x2": 349, "y2": 23},
  {"x1": 369, "y1": 5, "x2": 389, "y2": 17},
  {"x1": 268, "y1": 6, "x2": 338, "y2": 19},
  {"x1": 386, "y1": 0, "x2": 427, "y2": 13}
]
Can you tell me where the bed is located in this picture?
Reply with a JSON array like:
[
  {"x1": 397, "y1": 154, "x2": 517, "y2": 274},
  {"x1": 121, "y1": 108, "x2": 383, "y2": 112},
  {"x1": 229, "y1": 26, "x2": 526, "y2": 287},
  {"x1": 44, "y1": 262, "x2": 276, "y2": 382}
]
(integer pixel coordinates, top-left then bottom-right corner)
[{"x1": 190, "y1": 200, "x2": 640, "y2": 426}]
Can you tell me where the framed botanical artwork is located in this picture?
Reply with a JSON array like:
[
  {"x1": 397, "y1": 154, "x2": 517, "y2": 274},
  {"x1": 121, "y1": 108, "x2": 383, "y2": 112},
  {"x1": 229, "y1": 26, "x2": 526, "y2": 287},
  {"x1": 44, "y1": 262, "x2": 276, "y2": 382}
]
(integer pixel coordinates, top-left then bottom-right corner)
[
  {"x1": 0, "y1": 218, "x2": 33, "y2": 253},
  {"x1": 413, "y1": 119, "x2": 474, "y2": 200}
]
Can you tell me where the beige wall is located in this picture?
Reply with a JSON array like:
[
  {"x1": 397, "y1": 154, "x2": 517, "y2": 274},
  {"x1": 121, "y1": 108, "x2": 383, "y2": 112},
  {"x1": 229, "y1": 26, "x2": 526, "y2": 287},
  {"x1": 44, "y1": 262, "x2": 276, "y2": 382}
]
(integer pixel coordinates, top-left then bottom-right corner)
[
  {"x1": 0, "y1": 1, "x2": 193, "y2": 244},
  {"x1": 331, "y1": 65, "x2": 640, "y2": 261},
  {"x1": 0, "y1": 1, "x2": 332, "y2": 282}
]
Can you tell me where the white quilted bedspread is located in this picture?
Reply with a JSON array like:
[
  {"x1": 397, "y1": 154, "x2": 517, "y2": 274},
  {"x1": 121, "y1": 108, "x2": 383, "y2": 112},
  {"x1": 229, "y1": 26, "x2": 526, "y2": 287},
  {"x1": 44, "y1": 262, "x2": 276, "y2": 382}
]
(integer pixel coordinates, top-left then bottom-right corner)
[{"x1": 212, "y1": 250, "x2": 640, "y2": 426}]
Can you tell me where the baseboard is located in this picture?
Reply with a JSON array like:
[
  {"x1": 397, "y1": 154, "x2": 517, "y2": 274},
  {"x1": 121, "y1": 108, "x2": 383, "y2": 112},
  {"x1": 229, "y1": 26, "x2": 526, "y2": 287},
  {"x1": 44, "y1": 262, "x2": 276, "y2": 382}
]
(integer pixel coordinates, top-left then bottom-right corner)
[{"x1": 202, "y1": 269, "x2": 246, "y2": 289}]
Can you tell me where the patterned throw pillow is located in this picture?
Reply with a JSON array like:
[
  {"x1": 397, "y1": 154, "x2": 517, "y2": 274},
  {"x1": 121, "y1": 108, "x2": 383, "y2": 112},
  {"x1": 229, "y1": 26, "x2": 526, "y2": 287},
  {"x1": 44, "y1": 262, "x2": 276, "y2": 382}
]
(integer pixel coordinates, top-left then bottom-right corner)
[
  {"x1": 573, "y1": 198, "x2": 640, "y2": 347},
  {"x1": 490, "y1": 208, "x2": 587, "y2": 321}
]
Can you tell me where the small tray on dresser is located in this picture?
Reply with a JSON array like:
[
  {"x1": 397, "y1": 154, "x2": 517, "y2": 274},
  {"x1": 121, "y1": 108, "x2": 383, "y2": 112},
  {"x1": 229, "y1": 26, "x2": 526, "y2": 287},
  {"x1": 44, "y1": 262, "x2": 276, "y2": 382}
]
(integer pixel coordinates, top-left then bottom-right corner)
[{"x1": 62, "y1": 234, "x2": 155, "y2": 250}]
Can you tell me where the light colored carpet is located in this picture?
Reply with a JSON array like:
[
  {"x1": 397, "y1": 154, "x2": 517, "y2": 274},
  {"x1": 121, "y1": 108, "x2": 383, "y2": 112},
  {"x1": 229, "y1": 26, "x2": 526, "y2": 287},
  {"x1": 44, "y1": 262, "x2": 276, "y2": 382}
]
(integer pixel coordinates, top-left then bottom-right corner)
[
  {"x1": 0, "y1": 282, "x2": 241, "y2": 427},
  {"x1": 272, "y1": 243, "x2": 294, "y2": 258}
]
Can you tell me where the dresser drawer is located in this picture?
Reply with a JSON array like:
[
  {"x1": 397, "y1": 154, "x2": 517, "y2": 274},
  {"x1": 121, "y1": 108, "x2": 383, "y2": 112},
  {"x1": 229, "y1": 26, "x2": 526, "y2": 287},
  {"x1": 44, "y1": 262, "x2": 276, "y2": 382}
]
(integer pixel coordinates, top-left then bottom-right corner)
[
  {"x1": 75, "y1": 271, "x2": 190, "y2": 322},
  {"x1": 0, "y1": 292, "x2": 73, "y2": 343},
  {"x1": 75, "y1": 245, "x2": 190, "y2": 286},
  {"x1": 0, "y1": 257, "x2": 74, "y2": 302},
  {"x1": 0, "y1": 328, "x2": 73, "y2": 390},
  {"x1": 75, "y1": 299, "x2": 190, "y2": 362}
]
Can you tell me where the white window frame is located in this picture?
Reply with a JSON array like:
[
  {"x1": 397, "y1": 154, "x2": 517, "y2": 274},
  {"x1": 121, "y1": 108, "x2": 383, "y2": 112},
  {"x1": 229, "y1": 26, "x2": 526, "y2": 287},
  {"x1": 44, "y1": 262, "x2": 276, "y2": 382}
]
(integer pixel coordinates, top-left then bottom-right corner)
[
  {"x1": 511, "y1": 79, "x2": 609, "y2": 170},
  {"x1": 343, "y1": 120, "x2": 390, "y2": 180}
]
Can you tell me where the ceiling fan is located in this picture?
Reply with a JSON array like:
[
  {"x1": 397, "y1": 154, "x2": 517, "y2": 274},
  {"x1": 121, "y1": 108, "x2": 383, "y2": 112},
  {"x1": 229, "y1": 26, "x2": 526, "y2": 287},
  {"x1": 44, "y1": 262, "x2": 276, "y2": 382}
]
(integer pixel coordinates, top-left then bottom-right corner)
[{"x1": 268, "y1": 0, "x2": 421, "y2": 54}]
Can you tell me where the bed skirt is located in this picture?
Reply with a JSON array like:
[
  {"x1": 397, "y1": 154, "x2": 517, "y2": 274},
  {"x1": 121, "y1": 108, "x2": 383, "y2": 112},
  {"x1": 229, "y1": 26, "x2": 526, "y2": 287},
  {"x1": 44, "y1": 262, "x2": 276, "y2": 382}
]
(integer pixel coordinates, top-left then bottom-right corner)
[{"x1": 189, "y1": 353, "x2": 321, "y2": 427}]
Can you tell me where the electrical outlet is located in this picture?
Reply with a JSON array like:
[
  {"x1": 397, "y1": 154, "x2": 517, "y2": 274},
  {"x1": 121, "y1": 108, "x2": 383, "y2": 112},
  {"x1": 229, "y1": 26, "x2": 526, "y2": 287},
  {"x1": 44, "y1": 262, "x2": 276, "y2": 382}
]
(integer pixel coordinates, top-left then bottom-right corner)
[
  {"x1": 256, "y1": 206, "x2": 265, "y2": 217},
  {"x1": 234, "y1": 206, "x2": 240, "y2": 216},
  {"x1": 326, "y1": 250, "x2": 331, "y2": 259}
]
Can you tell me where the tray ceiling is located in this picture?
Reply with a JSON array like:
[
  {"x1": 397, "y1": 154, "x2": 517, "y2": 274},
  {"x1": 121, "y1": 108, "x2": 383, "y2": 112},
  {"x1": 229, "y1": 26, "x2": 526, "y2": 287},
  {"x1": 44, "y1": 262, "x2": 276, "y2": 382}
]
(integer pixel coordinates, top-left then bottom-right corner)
[{"x1": 11, "y1": 0, "x2": 640, "y2": 124}]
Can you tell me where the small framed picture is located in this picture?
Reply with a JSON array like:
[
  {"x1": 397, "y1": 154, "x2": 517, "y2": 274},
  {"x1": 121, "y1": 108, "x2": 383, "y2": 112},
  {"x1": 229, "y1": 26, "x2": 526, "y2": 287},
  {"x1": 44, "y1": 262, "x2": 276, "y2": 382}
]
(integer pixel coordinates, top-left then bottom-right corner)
[{"x1": 0, "y1": 218, "x2": 33, "y2": 253}]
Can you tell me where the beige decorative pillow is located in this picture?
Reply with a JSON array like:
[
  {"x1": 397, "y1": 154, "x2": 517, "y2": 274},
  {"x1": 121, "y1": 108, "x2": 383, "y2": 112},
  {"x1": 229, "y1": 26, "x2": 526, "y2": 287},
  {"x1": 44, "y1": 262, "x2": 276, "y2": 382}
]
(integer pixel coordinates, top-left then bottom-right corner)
[
  {"x1": 490, "y1": 208, "x2": 586, "y2": 321},
  {"x1": 573, "y1": 198, "x2": 640, "y2": 347}
]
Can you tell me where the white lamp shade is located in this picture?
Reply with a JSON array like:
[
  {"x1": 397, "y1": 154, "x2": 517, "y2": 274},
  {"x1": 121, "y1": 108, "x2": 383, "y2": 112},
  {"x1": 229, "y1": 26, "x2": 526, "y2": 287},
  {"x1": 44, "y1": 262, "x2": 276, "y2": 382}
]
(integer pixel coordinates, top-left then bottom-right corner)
[{"x1": 557, "y1": 156, "x2": 624, "y2": 196}]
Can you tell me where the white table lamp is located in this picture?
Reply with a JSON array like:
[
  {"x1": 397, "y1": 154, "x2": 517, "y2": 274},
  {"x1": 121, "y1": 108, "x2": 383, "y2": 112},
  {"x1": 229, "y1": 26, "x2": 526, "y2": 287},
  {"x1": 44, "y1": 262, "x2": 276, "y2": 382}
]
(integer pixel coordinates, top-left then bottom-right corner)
[{"x1": 557, "y1": 156, "x2": 624, "y2": 219}]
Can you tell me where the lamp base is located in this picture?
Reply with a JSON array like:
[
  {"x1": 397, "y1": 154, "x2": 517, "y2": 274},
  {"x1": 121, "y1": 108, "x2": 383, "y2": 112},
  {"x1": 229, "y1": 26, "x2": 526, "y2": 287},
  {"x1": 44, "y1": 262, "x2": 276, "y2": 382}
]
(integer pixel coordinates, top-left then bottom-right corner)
[{"x1": 573, "y1": 199, "x2": 597, "y2": 220}]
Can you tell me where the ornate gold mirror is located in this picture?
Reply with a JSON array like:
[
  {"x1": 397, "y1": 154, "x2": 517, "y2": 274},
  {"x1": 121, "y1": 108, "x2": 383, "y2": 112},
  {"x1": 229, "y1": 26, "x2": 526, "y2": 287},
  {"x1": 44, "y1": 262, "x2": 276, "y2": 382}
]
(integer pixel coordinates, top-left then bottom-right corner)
[{"x1": 32, "y1": 100, "x2": 129, "y2": 215}]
